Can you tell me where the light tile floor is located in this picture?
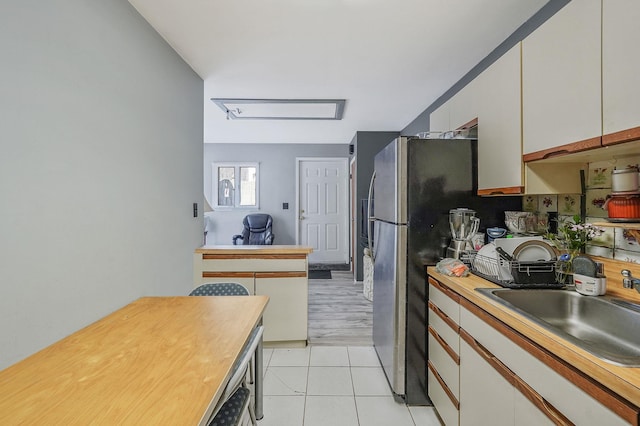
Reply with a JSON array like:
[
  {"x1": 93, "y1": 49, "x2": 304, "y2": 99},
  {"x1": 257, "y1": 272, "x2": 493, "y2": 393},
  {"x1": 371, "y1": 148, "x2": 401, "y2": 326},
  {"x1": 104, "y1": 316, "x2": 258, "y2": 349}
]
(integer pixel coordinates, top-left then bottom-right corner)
[{"x1": 258, "y1": 345, "x2": 440, "y2": 426}]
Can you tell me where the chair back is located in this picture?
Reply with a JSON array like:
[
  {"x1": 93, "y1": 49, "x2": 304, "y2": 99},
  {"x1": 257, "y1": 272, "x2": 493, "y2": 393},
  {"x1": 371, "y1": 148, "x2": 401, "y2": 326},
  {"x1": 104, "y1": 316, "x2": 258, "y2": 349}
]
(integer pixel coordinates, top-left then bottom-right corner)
[
  {"x1": 233, "y1": 214, "x2": 274, "y2": 245},
  {"x1": 189, "y1": 283, "x2": 250, "y2": 296},
  {"x1": 221, "y1": 326, "x2": 264, "y2": 401}
]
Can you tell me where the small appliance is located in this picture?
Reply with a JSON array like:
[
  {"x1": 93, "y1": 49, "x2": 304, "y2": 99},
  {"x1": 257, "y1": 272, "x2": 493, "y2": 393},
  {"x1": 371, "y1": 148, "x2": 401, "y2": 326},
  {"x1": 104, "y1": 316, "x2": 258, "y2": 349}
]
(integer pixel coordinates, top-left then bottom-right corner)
[{"x1": 447, "y1": 208, "x2": 480, "y2": 259}]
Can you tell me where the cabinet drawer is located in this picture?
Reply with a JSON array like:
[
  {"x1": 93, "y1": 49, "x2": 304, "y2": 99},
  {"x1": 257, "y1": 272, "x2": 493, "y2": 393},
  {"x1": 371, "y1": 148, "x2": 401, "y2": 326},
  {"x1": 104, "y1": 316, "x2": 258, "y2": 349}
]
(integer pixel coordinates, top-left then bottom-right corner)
[
  {"x1": 428, "y1": 303, "x2": 459, "y2": 355},
  {"x1": 460, "y1": 305, "x2": 629, "y2": 425},
  {"x1": 428, "y1": 363, "x2": 459, "y2": 426},
  {"x1": 428, "y1": 331, "x2": 459, "y2": 399},
  {"x1": 428, "y1": 280, "x2": 460, "y2": 324},
  {"x1": 201, "y1": 257, "x2": 307, "y2": 273}
]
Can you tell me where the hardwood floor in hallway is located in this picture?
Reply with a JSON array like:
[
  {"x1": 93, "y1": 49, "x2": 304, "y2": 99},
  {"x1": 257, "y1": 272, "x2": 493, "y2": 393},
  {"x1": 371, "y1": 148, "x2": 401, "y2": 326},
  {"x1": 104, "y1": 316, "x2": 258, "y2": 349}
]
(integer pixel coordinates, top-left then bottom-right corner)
[{"x1": 308, "y1": 271, "x2": 373, "y2": 346}]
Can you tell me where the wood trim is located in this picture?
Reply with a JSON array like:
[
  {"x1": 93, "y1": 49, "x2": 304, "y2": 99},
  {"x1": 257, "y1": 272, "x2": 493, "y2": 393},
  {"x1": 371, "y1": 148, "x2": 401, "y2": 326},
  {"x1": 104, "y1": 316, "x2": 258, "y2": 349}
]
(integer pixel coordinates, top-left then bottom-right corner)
[
  {"x1": 514, "y1": 374, "x2": 574, "y2": 426},
  {"x1": 603, "y1": 125, "x2": 640, "y2": 146},
  {"x1": 427, "y1": 360, "x2": 460, "y2": 410},
  {"x1": 523, "y1": 136, "x2": 602, "y2": 162},
  {"x1": 456, "y1": 117, "x2": 478, "y2": 130},
  {"x1": 460, "y1": 328, "x2": 515, "y2": 386},
  {"x1": 203, "y1": 271, "x2": 255, "y2": 278},
  {"x1": 203, "y1": 254, "x2": 308, "y2": 260},
  {"x1": 428, "y1": 325, "x2": 460, "y2": 365},
  {"x1": 477, "y1": 186, "x2": 525, "y2": 196},
  {"x1": 428, "y1": 301, "x2": 460, "y2": 334},
  {"x1": 460, "y1": 298, "x2": 640, "y2": 426},
  {"x1": 254, "y1": 271, "x2": 307, "y2": 279},
  {"x1": 428, "y1": 277, "x2": 460, "y2": 303}
]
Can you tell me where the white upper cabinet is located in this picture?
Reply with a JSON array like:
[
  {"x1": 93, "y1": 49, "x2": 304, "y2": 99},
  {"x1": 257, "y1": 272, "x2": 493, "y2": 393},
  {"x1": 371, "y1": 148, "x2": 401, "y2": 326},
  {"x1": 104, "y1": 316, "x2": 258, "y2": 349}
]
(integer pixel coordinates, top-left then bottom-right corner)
[
  {"x1": 475, "y1": 44, "x2": 523, "y2": 193},
  {"x1": 449, "y1": 78, "x2": 481, "y2": 130},
  {"x1": 430, "y1": 78, "x2": 481, "y2": 134},
  {"x1": 522, "y1": 0, "x2": 602, "y2": 155},
  {"x1": 602, "y1": 0, "x2": 640, "y2": 141}
]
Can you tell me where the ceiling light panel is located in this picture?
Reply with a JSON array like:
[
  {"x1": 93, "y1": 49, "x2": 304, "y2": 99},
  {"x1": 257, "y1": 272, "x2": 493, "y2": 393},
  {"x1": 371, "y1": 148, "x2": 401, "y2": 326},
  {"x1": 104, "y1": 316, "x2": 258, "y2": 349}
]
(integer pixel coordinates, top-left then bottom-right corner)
[{"x1": 212, "y1": 98, "x2": 346, "y2": 120}]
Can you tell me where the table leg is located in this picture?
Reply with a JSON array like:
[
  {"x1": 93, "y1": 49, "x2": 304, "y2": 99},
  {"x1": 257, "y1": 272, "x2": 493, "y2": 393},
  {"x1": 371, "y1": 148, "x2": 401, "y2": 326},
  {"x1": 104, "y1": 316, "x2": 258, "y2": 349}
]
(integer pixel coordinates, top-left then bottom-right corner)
[{"x1": 255, "y1": 322, "x2": 264, "y2": 420}]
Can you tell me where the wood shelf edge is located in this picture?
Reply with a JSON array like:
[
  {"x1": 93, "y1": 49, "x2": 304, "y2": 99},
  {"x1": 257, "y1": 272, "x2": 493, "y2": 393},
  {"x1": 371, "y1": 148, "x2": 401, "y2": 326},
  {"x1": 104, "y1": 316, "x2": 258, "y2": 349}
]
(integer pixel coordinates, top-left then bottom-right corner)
[
  {"x1": 477, "y1": 186, "x2": 524, "y2": 196},
  {"x1": 523, "y1": 136, "x2": 602, "y2": 163},
  {"x1": 603, "y1": 125, "x2": 640, "y2": 146},
  {"x1": 593, "y1": 221, "x2": 640, "y2": 230}
]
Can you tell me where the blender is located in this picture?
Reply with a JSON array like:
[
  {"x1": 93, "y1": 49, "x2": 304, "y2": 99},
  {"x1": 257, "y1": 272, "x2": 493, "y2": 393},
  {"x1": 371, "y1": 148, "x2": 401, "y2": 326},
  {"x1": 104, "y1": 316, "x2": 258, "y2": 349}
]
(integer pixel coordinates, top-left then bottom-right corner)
[{"x1": 447, "y1": 208, "x2": 480, "y2": 259}]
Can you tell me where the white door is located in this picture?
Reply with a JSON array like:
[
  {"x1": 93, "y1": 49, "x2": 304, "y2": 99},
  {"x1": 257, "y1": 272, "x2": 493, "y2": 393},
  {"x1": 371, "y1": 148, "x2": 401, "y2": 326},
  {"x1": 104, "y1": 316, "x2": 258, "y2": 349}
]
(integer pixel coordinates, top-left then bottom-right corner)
[{"x1": 297, "y1": 158, "x2": 349, "y2": 264}]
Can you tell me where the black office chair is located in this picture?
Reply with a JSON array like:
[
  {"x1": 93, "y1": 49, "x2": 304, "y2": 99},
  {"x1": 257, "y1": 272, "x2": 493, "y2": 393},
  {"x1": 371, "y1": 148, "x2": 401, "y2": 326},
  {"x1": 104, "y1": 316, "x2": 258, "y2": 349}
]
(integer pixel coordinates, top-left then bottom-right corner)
[{"x1": 232, "y1": 214, "x2": 274, "y2": 245}]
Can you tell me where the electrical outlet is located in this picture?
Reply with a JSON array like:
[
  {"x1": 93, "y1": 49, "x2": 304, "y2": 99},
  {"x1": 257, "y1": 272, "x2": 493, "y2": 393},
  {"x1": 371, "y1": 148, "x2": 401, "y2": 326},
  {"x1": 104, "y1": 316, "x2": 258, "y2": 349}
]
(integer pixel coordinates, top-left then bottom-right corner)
[
  {"x1": 283, "y1": 202, "x2": 289, "y2": 210},
  {"x1": 193, "y1": 203, "x2": 198, "y2": 217}
]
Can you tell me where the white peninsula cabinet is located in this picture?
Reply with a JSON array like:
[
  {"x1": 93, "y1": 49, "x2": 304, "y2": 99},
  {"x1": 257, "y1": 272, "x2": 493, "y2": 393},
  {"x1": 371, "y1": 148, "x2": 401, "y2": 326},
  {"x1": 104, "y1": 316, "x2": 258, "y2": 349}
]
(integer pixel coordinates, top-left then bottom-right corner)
[
  {"x1": 475, "y1": 43, "x2": 523, "y2": 195},
  {"x1": 522, "y1": 0, "x2": 602, "y2": 158},
  {"x1": 193, "y1": 245, "x2": 312, "y2": 346},
  {"x1": 602, "y1": 0, "x2": 640, "y2": 145}
]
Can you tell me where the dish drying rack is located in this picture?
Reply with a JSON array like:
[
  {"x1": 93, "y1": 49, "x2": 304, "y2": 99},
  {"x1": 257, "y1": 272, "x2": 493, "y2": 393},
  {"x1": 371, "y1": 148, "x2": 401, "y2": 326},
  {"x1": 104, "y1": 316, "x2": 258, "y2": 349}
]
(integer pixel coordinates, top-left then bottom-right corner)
[{"x1": 462, "y1": 251, "x2": 565, "y2": 289}]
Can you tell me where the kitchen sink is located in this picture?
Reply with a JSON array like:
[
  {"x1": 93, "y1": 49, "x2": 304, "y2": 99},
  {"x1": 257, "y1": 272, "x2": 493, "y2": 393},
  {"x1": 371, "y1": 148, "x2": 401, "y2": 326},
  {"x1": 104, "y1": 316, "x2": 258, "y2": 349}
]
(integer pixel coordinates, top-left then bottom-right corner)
[{"x1": 476, "y1": 288, "x2": 640, "y2": 367}]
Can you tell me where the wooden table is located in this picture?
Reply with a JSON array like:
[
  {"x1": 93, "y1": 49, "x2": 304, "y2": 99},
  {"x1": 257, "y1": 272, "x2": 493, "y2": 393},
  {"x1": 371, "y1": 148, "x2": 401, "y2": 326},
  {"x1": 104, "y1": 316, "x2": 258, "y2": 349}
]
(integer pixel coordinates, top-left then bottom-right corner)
[{"x1": 0, "y1": 296, "x2": 269, "y2": 425}]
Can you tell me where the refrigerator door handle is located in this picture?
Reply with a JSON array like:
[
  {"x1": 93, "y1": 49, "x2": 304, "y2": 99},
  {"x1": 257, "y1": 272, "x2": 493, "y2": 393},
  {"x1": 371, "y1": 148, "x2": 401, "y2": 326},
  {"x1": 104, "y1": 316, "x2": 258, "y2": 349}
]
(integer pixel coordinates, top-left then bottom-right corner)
[{"x1": 367, "y1": 170, "x2": 376, "y2": 257}]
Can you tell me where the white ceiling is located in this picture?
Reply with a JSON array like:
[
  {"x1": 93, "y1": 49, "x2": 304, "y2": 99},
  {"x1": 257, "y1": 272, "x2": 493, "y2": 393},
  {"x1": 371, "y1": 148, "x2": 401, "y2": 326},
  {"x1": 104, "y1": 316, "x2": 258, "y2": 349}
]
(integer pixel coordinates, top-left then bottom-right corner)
[{"x1": 128, "y1": 0, "x2": 549, "y2": 144}]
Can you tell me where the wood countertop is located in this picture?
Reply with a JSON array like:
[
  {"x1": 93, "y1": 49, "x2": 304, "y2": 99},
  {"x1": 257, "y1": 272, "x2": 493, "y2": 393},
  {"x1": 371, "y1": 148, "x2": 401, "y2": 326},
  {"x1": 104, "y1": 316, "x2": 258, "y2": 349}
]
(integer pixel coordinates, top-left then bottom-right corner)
[
  {"x1": 196, "y1": 245, "x2": 313, "y2": 255},
  {"x1": 0, "y1": 296, "x2": 269, "y2": 425},
  {"x1": 427, "y1": 267, "x2": 640, "y2": 409}
]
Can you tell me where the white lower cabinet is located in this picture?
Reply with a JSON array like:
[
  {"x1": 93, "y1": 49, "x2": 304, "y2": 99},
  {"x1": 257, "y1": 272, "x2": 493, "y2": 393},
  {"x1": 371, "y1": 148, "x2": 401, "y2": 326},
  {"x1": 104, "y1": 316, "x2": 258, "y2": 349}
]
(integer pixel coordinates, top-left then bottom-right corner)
[
  {"x1": 460, "y1": 305, "x2": 629, "y2": 426},
  {"x1": 459, "y1": 337, "x2": 514, "y2": 426},
  {"x1": 428, "y1": 275, "x2": 635, "y2": 425},
  {"x1": 428, "y1": 279, "x2": 461, "y2": 425}
]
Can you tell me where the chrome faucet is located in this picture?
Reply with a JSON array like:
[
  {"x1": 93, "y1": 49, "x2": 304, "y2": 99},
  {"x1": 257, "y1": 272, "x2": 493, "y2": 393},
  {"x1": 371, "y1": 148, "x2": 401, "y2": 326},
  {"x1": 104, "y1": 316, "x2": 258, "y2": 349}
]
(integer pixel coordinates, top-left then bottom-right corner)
[{"x1": 621, "y1": 270, "x2": 640, "y2": 294}]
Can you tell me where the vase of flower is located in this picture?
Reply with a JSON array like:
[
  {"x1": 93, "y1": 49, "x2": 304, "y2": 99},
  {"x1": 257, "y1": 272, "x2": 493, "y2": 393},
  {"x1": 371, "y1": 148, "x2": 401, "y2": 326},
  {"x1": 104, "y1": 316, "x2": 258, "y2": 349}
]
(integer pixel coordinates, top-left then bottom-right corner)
[{"x1": 548, "y1": 215, "x2": 604, "y2": 285}]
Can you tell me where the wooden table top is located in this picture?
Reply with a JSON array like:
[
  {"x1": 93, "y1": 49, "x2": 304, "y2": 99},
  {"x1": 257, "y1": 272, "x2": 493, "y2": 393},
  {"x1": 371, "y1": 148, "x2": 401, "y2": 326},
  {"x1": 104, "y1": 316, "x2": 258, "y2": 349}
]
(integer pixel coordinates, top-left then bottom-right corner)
[{"x1": 0, "y1": 296, "x2": 269, "y2": 425}]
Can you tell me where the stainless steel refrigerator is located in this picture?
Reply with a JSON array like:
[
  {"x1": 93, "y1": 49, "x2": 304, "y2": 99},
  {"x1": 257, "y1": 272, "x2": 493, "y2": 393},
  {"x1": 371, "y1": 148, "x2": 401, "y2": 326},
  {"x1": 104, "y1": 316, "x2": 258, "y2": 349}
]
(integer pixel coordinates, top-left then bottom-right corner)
[{"x1": 369, "y1": 136, "x2": 476, "y2": 405}]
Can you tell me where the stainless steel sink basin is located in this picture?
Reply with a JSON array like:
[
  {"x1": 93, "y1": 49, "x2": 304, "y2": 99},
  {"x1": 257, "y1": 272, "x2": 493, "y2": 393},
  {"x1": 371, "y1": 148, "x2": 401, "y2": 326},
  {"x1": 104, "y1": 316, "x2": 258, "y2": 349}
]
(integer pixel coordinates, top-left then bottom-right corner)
[{"x1": 476, "y1": 288, "x2": 640, "y2": 367}]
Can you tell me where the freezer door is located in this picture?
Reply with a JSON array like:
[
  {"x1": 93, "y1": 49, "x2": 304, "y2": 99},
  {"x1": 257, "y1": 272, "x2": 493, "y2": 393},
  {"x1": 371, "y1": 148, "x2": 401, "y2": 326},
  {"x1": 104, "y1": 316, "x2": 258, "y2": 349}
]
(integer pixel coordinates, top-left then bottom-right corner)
[
  {"x1": 373, "y1": 137, "x2": 407, "y2": 224},
  {"x1": 372, "y1": 220, "x2": 407, "y2": 396}
]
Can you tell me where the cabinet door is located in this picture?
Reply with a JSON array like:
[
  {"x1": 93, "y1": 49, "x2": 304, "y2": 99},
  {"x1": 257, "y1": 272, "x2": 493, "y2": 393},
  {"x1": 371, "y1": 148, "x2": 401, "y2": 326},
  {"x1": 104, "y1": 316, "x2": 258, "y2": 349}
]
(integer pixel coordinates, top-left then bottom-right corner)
[
  {"x1": 522, "y1": 0, "x2": 601, "y2": 155},
  {"x1": 430, "y1": 79, "x2": 480, "y2": 134},
  {"x1": 476, "y1": 44, "x2": 523, "y2": 193},
  {"x1": 255, "y1": 275, "x2": 307, "y2": 342},
  {"x1": 514, "y1": 387, "x2": 556, "y2": 426},
  {"x1": 602, "y1": 0, "x2": 640, "y2": 141},
  {"x1": 449, "y1": 79, "x2": 480, "y2": 131},
  {"x1": 459, "y1": 338, "x2": 514, "y2": 426}
]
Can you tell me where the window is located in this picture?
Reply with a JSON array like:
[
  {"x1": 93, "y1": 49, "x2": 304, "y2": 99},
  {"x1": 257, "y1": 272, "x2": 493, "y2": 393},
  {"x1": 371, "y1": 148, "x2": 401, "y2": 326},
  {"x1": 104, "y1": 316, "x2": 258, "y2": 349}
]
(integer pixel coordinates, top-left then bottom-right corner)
[{"x1": 212, "y1": 163, "x2": 259, "y2": 209}]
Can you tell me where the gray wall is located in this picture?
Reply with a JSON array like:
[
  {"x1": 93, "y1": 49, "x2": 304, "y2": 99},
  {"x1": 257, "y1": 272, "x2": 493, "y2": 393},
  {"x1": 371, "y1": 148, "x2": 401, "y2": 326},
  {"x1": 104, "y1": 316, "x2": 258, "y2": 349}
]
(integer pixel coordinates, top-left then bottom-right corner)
[
  {"x1": 0, "y1": 0, "x2": 204, "y2": 369},
  {"x1": 351, "y1": 131, "x2": 400, "y2": 281},
  {"x1": 402, "y1": 0, "x2": 570, "y2": 136},
  {"x1": 204, "y1": 143, "x2": 349, "y2": 246}
]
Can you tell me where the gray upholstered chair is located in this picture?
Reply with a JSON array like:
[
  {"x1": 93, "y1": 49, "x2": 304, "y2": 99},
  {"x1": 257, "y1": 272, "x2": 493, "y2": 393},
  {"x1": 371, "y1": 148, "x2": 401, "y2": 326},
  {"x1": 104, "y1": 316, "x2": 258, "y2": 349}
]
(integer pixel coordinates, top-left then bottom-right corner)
[{"x1": 232, "y1": 214, "x2": 274, "y2": 245}]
